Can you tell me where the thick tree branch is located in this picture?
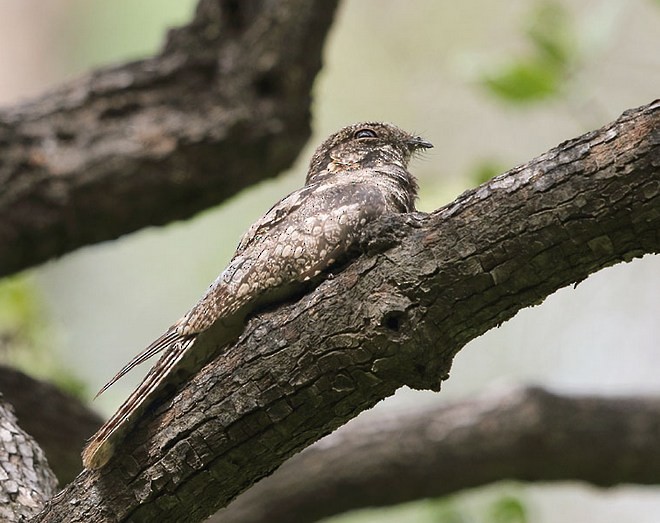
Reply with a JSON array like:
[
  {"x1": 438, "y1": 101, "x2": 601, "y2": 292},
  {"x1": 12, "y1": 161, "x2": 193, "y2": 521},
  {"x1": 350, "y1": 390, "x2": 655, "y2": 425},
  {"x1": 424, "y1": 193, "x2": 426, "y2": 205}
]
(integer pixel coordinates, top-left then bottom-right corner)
[
  {"x1": 214, "y1": 386, "x2": 660, "y2": 523},
  {"x1": 0, "y1": 366, "x2": 102, "y2": 485},
  {"x1": 0, "y1": 0, "x2": 339, "y2": 277},
  {"x1": 0, "y1": 396, "x2": 57, "y2": 522},
  {"x1": 34, "y1": 101, "x2": 659, "y2": 522}
]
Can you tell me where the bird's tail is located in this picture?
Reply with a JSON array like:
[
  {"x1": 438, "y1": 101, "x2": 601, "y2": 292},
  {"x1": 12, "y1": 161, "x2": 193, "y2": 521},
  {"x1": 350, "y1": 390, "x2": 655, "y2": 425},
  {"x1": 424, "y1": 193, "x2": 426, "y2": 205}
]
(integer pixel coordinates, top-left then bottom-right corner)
[{"x1": 82, "y1": 334, "x2": 196, "y2": 469}]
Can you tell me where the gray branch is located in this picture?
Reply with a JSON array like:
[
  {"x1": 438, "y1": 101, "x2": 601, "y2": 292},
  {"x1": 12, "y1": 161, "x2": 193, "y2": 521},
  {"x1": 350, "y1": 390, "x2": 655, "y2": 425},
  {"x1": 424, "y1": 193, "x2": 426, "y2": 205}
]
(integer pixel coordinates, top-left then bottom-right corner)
[
  {"x1": 31, "y1": 101, "x2": 660, "y2": 522},
  {"x1": 0, "y1": 0, "x2": 339, "y2": 277},
  {"x1": 0, "y1": 396, "x2": 57, "y2": 523},
  {"x1": 215, "y1": 386, "x2": 660, "y2": 523},
  {"x1": 0, "y1": 366, "x2": 102, "y2": 486}
]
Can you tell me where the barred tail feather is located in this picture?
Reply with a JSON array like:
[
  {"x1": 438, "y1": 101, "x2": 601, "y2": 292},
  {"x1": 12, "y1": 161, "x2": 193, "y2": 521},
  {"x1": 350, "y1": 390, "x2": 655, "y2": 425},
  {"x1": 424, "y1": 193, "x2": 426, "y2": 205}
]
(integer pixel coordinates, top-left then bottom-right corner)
[
  {"x1": 94, "y1": 328, "x2": 181, "y2": 399},
  {"x1": 82, "y1": 336, "x2": 195, "y2": 469}
]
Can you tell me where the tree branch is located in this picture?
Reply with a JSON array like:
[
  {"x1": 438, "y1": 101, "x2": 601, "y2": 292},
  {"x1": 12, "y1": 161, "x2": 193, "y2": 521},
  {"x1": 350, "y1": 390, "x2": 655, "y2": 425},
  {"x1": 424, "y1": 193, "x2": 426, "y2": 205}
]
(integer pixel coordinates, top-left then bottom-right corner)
[
  {"x1": 214, "y1": 386, "x2": 660, "y2": 523},
  {"x1": 0, "y1": 0, "x2": 339, "y2": 277},
  {"x1": 0, "y1": 366, "x2": 102, "y2": 485},
  {"x1": 32, "y1": 100, "x2": 659, "y2": 522},
  {"x1": 0, "y1": 396, "x2": 57, "y2": 523}
]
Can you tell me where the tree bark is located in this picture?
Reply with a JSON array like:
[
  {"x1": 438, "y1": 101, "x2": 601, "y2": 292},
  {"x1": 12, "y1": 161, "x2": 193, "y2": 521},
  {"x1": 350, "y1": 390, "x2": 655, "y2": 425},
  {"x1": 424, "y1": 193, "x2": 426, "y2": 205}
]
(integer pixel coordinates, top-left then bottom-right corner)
[
  {"x1": 0, "y1": 366, "x2": 102, "y2": 486},
  {"x1": 214, "y1": 386, "x2": 660, "y2": 523},
  {"x1": 30, "y1": 101, "x2": 660, "y2": 522},
  {"x1": 8, "y1": 373, "x2": 660, "y2": 522},
  {"x1": 0, "y1": 396, "x2": 57, "y2": 523},
  {"x1": 0, "y1": 0, "x2": 339, "y2": 277}
]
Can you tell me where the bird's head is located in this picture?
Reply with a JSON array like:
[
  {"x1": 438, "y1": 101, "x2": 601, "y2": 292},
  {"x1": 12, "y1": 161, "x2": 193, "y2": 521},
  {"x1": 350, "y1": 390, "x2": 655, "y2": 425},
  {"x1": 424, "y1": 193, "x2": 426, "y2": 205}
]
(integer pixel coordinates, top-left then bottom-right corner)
[{"x1": 306, "y1": 122, "x2": 433, "y2": 184}]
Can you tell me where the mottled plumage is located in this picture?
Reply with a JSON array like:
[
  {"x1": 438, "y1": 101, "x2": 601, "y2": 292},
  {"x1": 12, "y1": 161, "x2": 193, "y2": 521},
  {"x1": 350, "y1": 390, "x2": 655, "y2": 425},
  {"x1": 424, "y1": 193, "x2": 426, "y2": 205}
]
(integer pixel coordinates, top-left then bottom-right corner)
[{"x1": 82, "y1": 122, "x2": 432, "y2": 469}]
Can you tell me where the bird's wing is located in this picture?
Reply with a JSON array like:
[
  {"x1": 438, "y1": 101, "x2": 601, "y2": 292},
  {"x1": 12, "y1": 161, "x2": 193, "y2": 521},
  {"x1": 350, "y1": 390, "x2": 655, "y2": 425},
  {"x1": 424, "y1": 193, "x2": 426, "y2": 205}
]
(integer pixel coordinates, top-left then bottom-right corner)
[
  {"x1": 234, "y1": 184, "x2": 313, "y2": 255},
  {"x1": 171, "y1": 184, "x2": 319, "y2": 336}
]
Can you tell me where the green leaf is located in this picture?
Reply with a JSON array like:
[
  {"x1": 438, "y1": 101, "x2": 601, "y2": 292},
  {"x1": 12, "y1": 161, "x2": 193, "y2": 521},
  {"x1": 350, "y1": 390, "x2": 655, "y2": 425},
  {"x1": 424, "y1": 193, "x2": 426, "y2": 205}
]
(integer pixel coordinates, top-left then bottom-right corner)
[
  {"x1": 490, "y1": 496, "x2": 528, "y2": 523},
  {"x1": 481, "y1": 60, "x2": 561, "y2": 102},
  {"x1": 478, "y1": 0, "x2": 579, "y2": 104}
]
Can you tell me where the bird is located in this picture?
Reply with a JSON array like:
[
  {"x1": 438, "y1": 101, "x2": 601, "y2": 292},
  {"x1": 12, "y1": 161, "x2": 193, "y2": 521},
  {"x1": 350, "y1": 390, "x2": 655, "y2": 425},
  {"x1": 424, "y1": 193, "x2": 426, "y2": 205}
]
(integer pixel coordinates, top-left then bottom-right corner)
[{"x1": 82, "y1": 122, "x2": 432, "y2": 469}]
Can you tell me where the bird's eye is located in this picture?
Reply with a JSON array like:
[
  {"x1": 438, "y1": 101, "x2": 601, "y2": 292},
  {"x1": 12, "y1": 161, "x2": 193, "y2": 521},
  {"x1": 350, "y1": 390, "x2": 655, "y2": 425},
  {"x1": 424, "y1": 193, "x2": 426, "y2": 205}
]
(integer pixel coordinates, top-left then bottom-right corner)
[{"x1": 354, "y1": 128, "x2": 378, "y2": 139}]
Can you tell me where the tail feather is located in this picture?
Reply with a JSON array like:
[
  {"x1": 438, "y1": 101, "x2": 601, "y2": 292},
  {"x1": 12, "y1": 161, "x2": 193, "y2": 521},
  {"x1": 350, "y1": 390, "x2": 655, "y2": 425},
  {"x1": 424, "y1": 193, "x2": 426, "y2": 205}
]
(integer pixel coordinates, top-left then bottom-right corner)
[
  {"x1": 94, "y1": 328, "x2": 182, "y2": 398},
  {"x1": 82, "y1": 335, "x2": 195, "y2": 469}
]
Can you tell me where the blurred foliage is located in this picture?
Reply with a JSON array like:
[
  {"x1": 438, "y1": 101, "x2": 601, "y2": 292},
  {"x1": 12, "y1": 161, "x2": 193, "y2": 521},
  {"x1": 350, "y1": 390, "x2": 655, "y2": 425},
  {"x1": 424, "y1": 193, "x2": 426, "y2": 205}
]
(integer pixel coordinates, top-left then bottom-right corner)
[
  {"x1": 325, "y1": 489, "x2": 530, "y2": 523},
  {"x1": 490, "y1": 496, "x2": 528, "y2": 523},
  {"x1": 470, "y1": 159, "x2": 510, "y2": 186},
  {"x1": 0, "y1": 275, "x2": 87, "y2": 399},
  {"x1": 426, "y1": 498, "x2": 469, "y2": 523},
  {"x1": 480, "y1": 1, "x2": 577, "y2": 103}
]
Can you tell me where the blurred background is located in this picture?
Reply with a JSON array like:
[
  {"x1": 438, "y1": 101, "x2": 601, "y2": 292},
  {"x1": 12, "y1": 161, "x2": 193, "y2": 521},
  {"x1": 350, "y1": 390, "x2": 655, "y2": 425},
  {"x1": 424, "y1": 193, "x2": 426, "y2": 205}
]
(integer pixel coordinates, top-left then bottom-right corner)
[{"x1": 0, "y1": 1, "x2": 659, "y2": 522}]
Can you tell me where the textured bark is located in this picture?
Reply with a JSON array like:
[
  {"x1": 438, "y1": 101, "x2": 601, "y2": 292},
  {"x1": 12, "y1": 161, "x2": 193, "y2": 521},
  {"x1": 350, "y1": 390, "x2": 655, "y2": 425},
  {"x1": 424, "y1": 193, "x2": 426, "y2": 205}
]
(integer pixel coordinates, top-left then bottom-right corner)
[
  {"x1": 32, "y1": 101, "x2": 659, "y2": 523},
  {"x1": 0, "y1": 366, "x2": 102, "y2": 485},
  {"x1": 214, "y1": 386, "x2": 660, "y2": 523},
  {"x1": 0, "y1": 0, "x2": 339, "y2": 277},
  {"x1": 0, "y1": 397, "x2": 57, "y2": 522}
]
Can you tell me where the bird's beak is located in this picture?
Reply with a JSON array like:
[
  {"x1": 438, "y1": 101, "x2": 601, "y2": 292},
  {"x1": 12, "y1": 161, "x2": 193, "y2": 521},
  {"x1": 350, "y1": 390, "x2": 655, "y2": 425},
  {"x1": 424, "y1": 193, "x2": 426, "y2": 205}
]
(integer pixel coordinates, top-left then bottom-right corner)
[{"x1": 408, "y1": 136, "x2": 434, "y2": 150}]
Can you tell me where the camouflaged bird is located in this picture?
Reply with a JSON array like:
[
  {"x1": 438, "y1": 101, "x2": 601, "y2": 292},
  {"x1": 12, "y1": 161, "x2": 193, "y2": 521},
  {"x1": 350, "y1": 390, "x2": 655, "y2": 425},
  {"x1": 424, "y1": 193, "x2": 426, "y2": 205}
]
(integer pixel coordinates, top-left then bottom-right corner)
[{"x1": 82, "y1": 122, "x2": 432, "y2": 469}]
